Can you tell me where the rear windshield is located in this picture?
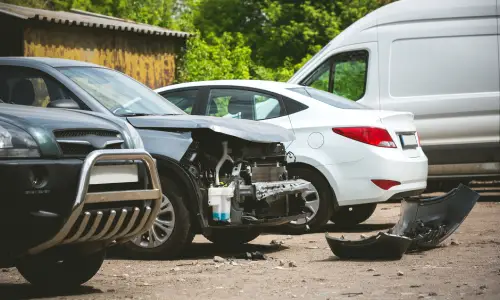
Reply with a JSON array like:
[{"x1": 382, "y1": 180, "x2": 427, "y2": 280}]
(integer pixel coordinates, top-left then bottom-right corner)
[{"x1": 288, "y1": 87, "x2": 369, "y2": 110}]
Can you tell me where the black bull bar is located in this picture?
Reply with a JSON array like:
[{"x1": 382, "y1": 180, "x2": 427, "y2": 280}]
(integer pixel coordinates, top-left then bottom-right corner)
[{"x1": 325, "y1": 184, "x2": 480, "y2": 260}]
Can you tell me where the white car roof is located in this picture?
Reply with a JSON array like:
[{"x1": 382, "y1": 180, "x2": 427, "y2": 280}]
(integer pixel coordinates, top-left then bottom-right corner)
[{"x1": 155, "y1": 80, "x2": 302, "y2": 94}]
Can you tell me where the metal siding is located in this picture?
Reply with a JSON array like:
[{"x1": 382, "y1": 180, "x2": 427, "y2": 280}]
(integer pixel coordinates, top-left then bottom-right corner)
[{"x1": 23, "y1": 24, "x2": 180, "y2": 89}]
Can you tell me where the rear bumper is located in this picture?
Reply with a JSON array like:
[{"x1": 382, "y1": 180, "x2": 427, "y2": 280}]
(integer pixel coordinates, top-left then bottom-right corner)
[
  {"x1": 319, "y1": 147, "x2": 428, "y2": 206},
  {"x1": 0, "y1": 149, "x2": 162, "y2": 259}
]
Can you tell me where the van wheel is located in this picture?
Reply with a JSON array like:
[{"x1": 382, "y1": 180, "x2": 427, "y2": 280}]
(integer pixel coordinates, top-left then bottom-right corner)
[
  {"x1": 330, "y1": 203, "x2": 377, "y2": 227},
  {"x1": 282, "y1": 167, "x2": 334, "y2": 234},
  {"x1": 203, "y1": 228, "x2": 261, "y2": 246},
  {"x1": 124, "y1": 176, "x2": 194, "y2": 259},
  {"x1": 16, "y1": 250, "x2": 105, "y2": 288}
]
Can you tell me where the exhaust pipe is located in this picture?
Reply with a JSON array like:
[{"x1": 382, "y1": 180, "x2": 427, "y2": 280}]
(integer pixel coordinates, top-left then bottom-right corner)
[{"x1": 326, "y1": 184, "x2": 480, "y2": 260}]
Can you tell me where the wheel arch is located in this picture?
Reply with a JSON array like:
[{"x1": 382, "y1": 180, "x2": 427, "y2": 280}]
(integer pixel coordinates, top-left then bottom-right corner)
[{"x1": 152, "y1": 155, "x2": 207, "y2": 231}]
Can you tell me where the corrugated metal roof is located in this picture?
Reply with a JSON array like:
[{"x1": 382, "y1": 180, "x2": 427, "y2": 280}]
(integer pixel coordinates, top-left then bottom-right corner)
[{"x1": 0, "y1": 2, "x2": 190, "y2": 38}]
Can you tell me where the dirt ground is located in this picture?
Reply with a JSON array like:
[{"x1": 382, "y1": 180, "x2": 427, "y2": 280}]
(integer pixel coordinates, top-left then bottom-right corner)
[{"x1": 1, "y1": 198, "x2": 499, "y2": 300}]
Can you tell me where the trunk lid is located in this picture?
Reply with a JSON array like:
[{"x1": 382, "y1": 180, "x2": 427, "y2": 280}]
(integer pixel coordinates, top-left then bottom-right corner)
[{"x1": 378, "y1": 110, "x2": 421, "y2": 158}]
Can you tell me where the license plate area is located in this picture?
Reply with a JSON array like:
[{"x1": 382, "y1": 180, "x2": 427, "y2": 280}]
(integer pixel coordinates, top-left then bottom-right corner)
[
  {"x1": 399, "y1": 133, "x2": 418, "y2": 149},
  {"x1": 89, "y1": 164, "x2": 139, "y2": 185}
]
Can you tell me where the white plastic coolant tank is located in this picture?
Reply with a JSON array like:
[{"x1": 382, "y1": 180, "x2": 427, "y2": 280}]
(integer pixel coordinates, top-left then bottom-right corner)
[{"x1": 208, "y1": 185, "x2": 234, "y2": 222}]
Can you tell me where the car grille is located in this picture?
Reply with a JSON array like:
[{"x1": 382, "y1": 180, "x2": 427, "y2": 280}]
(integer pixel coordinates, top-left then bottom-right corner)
[{"x1": 54, "y1": 130, "x2": 125, "y2": 157}]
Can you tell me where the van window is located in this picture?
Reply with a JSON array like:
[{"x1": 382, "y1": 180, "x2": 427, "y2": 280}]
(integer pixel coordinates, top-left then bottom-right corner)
[
  {"x1": 390, "y1": 36, "x2": 499, "y2": 97},
  {"x1": 301, "y1": 50, "x2": 369, "y2": 101}
]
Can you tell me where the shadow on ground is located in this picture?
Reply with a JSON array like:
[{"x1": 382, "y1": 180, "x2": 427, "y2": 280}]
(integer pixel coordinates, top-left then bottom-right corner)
[
  {"x1": 0, "y1": 284, "x2": 103, "y2": 300},
  {"x1": 108, "y1": 241, "x2": 289, "y2": 261},
  {"x1": 263, "y1": 222, "x2": 395, "y2": 235}
]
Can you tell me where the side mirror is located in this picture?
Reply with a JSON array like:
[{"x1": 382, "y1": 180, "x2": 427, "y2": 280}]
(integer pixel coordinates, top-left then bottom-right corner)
[{"x1": 47, "y1": 99, "x2": 80, "y2": 110}]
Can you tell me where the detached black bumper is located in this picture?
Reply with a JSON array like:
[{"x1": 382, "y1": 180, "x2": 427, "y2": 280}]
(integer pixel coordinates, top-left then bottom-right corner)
[
  {"x1": 325, "y1": 184, "x2": 480, "y2": 260},
  {"x1": 0, "y1": 150, "x2": 162, "y2": 263}
]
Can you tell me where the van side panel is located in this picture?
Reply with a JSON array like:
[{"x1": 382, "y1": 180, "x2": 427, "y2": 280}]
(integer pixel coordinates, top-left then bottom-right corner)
[{"x1": 378, "y1": 11, "x2": 500, "y2": 176}]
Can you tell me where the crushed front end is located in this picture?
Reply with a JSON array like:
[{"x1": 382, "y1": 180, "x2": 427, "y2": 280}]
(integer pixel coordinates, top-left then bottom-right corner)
[{"x1": 181, "y1": 130, "x2": 313, "y2": 228}]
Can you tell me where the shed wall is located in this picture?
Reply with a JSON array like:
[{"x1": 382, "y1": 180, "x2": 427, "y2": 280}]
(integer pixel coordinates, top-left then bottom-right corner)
[{"x1": 23, "y1": 23, "x2": 182, "y2": 88}]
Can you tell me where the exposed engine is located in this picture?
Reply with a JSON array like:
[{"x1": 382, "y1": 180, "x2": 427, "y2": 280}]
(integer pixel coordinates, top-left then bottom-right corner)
[{"x1": 180, "y1": 130, "x2": 312, "y2": 226}]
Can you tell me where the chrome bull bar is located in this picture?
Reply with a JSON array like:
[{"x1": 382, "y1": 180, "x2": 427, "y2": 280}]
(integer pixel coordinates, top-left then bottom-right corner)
[{"x1": 27, "y1": 149, "x2": 162, "y2": 255}]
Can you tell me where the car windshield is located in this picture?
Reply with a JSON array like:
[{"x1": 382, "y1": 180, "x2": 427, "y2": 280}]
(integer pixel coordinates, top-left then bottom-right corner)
[
  {"x1": 59, "y1": 67, "x2": 185, "y2": 116},
  {"x1": 288, "y1": 87, "x2": 369, "y2": 110}
]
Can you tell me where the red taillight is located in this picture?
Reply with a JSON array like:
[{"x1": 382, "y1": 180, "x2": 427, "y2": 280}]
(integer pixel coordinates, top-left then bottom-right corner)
[
  {"x1": 371, "y1": 179, "x2": 401, "y2": 190},
  {"x1": 416, "y1": 132, "x2": 421, "y2": 147},
  {"x1": 332, "y1": 127, "x2": 396, "y2": 148}
]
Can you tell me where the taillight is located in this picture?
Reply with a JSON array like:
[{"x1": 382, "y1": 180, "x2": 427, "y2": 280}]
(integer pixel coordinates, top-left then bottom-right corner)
[
  {"x1": 332, "y1": 127, "x2": 396, "y2": 148},
  {"x1": 371, "y1": 179, "x2": 401, "y2": 190},
  {"x1": 416, "y1": 132, "x2": 421, "y2": 147}
]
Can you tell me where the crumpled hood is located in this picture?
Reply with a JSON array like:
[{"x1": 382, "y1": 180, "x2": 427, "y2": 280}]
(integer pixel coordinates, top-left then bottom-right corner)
[{"x1": 126, "y1": 115, "x2": 295, "y2": 143}]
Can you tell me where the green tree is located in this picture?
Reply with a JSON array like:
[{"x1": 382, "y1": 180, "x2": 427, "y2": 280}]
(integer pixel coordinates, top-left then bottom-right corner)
[{"x1": 176, "y1": 32, "x2": 252, "y2": 83}]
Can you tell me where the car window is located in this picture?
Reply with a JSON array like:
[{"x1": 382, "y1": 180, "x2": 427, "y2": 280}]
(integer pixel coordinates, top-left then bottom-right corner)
[
  {"x1": 0, "y1": 66, "x2": 75, "y2": 107},
  {"x1": 207, "y1": 88, "x2": 282, "y2": 121},
  {"x1": 159, "y1": 89, "x2": 198, "y2": 114},
  {"x1": 282, "y1": 97, "x2": 309, "y2": 115},
  {"x1": 288, "y1": 87, "x2": 369, "y2": 110},
  {"x1": 300, "y1": 50, "x2": 369, "y2": 101}
]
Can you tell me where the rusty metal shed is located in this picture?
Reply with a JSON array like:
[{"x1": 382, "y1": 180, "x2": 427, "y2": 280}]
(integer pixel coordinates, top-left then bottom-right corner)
[{"x1": 0, "y1": 2, "x2": 190, "y2": 88}]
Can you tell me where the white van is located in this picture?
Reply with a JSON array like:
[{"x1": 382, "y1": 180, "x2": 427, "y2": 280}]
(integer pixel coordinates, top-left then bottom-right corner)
[{"x1": 289, "y1": 0, "x2": 500, "y2": 190}]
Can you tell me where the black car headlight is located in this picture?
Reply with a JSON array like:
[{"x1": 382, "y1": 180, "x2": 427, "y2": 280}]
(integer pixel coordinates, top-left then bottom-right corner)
[{"x1": 0, "y1": 121, "x2": 40, "y2": 158}]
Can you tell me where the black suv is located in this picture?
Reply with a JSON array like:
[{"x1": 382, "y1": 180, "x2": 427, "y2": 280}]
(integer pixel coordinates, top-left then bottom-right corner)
[{"x1": 0, "y1": 103, "x2": 162, "y2": 287}]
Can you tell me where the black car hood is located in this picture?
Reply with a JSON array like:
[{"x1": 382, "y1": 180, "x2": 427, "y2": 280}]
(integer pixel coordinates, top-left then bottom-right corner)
[
  {"x1": 0, "y1": 104, "x2": 123, "y2": 132},
  {"x1": 126, "y1": 115, "x2": 295, "y2": 143}
]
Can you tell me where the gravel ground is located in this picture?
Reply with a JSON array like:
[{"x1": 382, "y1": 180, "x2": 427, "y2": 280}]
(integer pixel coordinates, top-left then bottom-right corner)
[{"x1": 1, "y1": 200, "x2": 499, "y2": 300}]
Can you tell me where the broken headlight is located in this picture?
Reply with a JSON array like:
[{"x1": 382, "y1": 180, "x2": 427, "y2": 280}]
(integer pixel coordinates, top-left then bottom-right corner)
[{"x1": 0, "y1": 121, "x2": 40, "y2": 158}]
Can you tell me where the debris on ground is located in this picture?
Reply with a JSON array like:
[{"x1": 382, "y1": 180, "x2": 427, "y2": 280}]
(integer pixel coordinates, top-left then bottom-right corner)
[
  {"x1": 367, "y1": 268, "x2": 375, "y2": 272},
  {"x1": 288, "y1": 261, "x2": 297, "y2": 268},
  {"x1": 235, "y1": 251, "x2": 267, "y2": 260},
  {"x1": 360, "y1": 234, "x2": 367, "y2": 239},
  {"x1": 326, "y1": 185, "x2": 480, "y2": 260},
  {"x1": 428, "y1": 292, "x2": 438, "y2": 296},
  {"x1": 341, "y1": 292, "x2": 363, "y2": 297},
  {"x1": 410, "y1": 284, "x2": 422, "y2": 288},
  {"x1": 270, "y1": 239, "x2": 285, "y2": 246},
  {"x1": 450, "y1": 239, "x2": 460, "y2": 246},
  {"x1": 480, "y1": 285, "x2": 487, "y2": 290},
  {"x1": 305, "y1": 246, "x2": 319, "y2": 249},
  {"x1": 397, "y1": 271, "x2": 404, "y2": 276},
  {"x1": 213, "y1": 256, "x2": 226, "y2": 263}
]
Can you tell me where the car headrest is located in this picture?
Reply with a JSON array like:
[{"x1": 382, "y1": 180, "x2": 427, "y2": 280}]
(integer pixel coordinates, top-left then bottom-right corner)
[
  {"x1": 11, "y1": 79, "x2": 35, "y2": 106},
  {"x1": 0, "y1": 81, "x2": 9, "y2": 103},
  {"x1": 228, "y1": 96, "x2": 253, "y2": 119}
]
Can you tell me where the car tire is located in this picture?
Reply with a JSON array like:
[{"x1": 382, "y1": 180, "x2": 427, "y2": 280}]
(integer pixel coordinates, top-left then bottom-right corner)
[
  {"x1": 282, "y1": 167, "x2": 334, "y2": 234},
  {"x1": 203, "y1": 228, "x2": 261, "y2": 246},
  {"x1": 124, "y1": 175, "x2": 194, "y2": 259},
  {"x1": 16, "y1": 250, "x2": 105, "y2": 288},
  {"x1": 330, "y1": 203, "x2": 377, "y2": 227}
]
